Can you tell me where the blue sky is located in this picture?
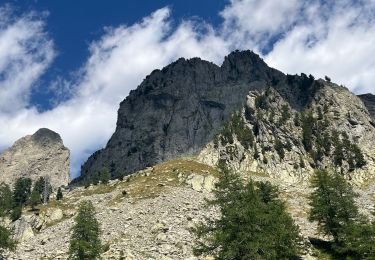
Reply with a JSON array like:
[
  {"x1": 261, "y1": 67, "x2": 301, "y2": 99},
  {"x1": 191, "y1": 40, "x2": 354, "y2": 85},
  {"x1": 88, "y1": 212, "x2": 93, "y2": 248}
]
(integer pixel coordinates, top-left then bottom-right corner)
[
  {"x1": 9, "y1": 0, "x2": 226, "y2": 111},
  {"x1": 1, "y1": 0, "x2": 375, "y2": 178}
]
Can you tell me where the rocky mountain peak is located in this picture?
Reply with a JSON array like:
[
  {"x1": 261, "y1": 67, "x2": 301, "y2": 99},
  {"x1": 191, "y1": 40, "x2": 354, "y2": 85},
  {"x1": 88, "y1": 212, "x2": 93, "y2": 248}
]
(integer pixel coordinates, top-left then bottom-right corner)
[
  {"x1": 80, "y1": 50, "x2": 375, "y2": 185},
  {"x1": 31, "y1": 128, "x2": 63, "y2": 146},
  {"x1": 0, "y1": 128, "x2": 70, "y2": 189},
  {"x1": 222, "y1": 50, "x2": 269, "y2": 76}
]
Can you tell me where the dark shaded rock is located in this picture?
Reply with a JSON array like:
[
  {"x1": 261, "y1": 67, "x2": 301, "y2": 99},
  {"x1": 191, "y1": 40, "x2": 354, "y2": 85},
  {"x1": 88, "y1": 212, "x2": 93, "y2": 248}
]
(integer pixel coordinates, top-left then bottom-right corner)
[{"x1": 359, "y1": 93, "x2": 375, "y2": 119}]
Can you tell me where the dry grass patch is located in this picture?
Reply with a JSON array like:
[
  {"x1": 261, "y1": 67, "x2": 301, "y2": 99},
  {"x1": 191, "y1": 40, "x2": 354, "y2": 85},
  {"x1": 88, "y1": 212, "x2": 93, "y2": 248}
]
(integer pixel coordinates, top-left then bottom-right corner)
[{"x1": 107, "y1": 158, "x2": 220, "y2": 205}]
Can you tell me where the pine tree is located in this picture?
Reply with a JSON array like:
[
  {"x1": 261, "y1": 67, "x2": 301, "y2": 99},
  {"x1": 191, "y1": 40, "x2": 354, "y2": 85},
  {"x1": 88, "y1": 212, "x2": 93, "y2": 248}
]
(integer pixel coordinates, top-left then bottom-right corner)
[
  {"x1": 352, "y1": 144, "x2": 366, "y2": 168},
  {"x1": 337, "y1": 216, "x2": 375, "y2": 257},
  {"x1": 28, "y1": 189, "x2": 41, "y2": 210},
  {"x1": 308, "y1": 170, "x2": 359, "y2": 243},
  {"x1": 0, "y1": 224, "x2": 16, "y2": 258},
  {"x1": 100, "y1": 168, "x2": 110, "y2": 185},
  {"x1": 274, "y1": 138, "x2": 285, "y2": 160},
  {"x1": 56, "y1": 187, "x2": 63, "y2": 200},
  {"x1": 193, "y1": 170, "x2": 302, "y2": 259},
  {"x1": 0, "y1": 183, "x2": 13, "y2": 217},
  {"x1": 301, "y1": 111, "x2": 315, "y2": 152},
  {"x1": 309, "y1": 171, "x2": 375, "y2": 259},
  {"x1": 13, "y1": 178, "x2": 32, "y2": 206},
  {"x1": 33, "y1": 177, "x2": 45, "y2": 194},
  {"x1": 10, "y1": 206, "x2": 22, "y2": 221},
  {"x1": 69, "y1": 201, "x2": 102, "y2": 259}
]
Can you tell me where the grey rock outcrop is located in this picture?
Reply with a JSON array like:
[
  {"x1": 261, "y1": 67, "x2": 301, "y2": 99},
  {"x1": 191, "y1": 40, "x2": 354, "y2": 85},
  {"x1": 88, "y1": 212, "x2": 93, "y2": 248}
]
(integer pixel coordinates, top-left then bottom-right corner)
[
  {"x1": 199, "y1": 84, "x2": 375, "y2": 184},
  {"x1": 359, "y1": 93, "x2": 375, "y2": 119},
  {"x1": 0, "y1": 128, "x2": 70, "y2": 189}
]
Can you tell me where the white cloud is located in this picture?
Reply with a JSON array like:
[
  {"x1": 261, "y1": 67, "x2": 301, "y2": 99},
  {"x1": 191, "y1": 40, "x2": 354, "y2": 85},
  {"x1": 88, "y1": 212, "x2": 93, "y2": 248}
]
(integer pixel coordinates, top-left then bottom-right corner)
[
  {"x1": 0, "y1": 7, "x2": 54, "y2": 113},
  {"x1": 221, "y1": 0, "x2": 302, "y2": 50},
  {"x1": 1, "y1": 1, "x2": 375, "y2": 178}
]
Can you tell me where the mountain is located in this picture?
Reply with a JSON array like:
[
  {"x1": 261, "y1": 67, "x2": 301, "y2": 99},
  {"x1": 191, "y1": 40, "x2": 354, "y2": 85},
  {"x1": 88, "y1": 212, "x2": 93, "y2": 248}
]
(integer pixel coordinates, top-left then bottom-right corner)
[
  {"x1": 0, "y1": 128, "x2": 70, "y2": 189},
  {"x1": 81, "y1": 50, "x2": 375, "y2": 184},
  {"x1": 5, "y1": 52, "x2": 375, "y2": 259}
]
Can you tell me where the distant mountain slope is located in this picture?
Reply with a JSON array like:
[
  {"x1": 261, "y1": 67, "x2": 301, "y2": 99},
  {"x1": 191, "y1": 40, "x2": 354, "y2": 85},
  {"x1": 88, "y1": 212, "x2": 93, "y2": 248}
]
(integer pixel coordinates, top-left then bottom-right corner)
[
  {"x1": 0, "y1": 128, "x2": 70, "y2": 189},
  {"x1": 80, "y1": 50, "x2": 375, "y2": 184}
]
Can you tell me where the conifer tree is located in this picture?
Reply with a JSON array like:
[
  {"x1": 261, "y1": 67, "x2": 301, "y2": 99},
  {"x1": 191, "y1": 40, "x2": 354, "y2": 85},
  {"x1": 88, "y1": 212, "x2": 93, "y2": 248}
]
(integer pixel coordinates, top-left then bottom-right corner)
[
  {"x1": 56, "y1": 187, "x2": 63, "y2": 200},
  {"x1": 13, "y1": 178, "x2": 32, "y2": 206},
  {"x1": 0, "y1": 183, "x2": 13, "y2": 217},
  {"x1": 194, "y1": 169, "x2": 302, "y2": 259},
  {"x1": 0, "y1": 225, "x2": 16, "y2": 258},
  {"x1": 309, "y1": 170, "x2": 358, "y2": 241},
  {"x1": 69, "y1": 201, "x2": 102, "y2": 259},
  {"x1": 100, "y1": 167, "x2": 110, "y2": 185},
  {"x1": 28, "y1": 189, "x2": 41, "y2": 210},
  {"x1": 307, "y1": 170, "x2": 375, "y2": 258}
]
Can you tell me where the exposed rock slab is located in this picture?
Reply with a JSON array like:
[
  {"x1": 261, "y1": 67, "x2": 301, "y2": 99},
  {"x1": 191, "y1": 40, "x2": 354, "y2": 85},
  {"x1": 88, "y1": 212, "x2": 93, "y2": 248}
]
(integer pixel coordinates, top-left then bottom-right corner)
[{"x1": 0, "y1": 128, "x2": 70, "y2": 189}]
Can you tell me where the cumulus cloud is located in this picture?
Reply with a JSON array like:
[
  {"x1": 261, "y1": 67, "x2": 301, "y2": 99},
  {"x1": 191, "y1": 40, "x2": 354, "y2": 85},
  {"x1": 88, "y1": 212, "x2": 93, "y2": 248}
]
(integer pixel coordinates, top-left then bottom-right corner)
[
  {"x1": 0, "y1": 1, "x2": 375, "y2": 177},
  {"x1": 0, "y1": 6, "x2": 54, "y2": 113},
  {"x1": 221, "y1": 0, "x2": 302, "y2": 50},
  {"x1": 263, "y1": 0, "x2": 375, "y2": 94}
]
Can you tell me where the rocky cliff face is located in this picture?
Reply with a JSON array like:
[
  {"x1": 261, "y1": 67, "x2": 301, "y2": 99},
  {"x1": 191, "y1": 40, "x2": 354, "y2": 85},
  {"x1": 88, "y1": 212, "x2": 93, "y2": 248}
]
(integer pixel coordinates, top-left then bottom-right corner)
[
  {"x1": 199, "y1": 83, "x2": 375, "y2": 184},
  {"x1": 81, "y1": 51, "x2": 284, "y2": 181},
  {"x1": 359, "y1": 93, "x2": 375, "y2": 119},
  {"x1": 0, "y1": 128, "x2": 70, "y2": 189},
  {"x1": 81, "y1": 50, "x2": 375, "y2": 184}
]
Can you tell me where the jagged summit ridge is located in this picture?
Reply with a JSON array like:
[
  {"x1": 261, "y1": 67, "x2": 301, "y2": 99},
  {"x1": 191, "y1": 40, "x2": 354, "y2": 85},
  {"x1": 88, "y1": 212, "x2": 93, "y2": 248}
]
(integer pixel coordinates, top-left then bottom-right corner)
[
  {"x1": 0, "y1": 128, "x2": 70, "y2": 189},
  {"x1": 80, "y1": 51, "x2": 283, "y2": 181},
  {"x1": 80, "y1": 50, "x2": 375, "y2": 184}
]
